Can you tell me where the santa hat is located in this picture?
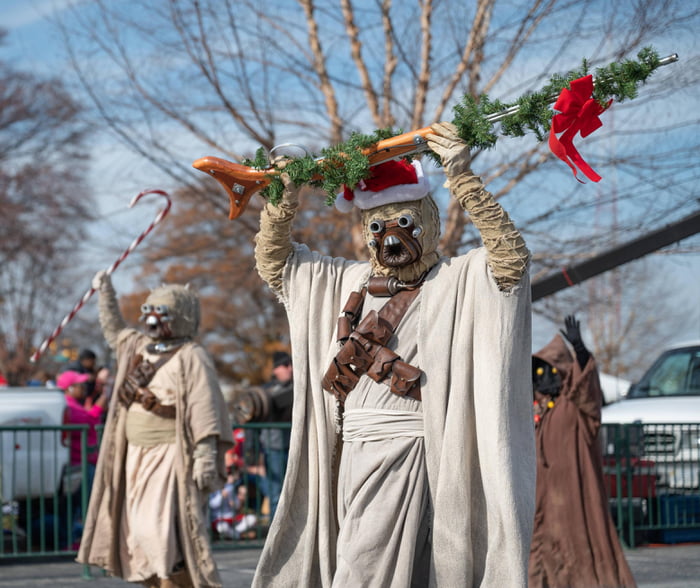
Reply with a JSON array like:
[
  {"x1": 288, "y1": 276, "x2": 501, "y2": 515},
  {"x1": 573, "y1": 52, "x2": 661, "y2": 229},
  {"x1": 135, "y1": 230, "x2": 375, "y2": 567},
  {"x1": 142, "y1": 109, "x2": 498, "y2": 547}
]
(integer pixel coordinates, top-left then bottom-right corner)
[{"x1": 336, "y1": 159, "x2": 430, "y2": 213}]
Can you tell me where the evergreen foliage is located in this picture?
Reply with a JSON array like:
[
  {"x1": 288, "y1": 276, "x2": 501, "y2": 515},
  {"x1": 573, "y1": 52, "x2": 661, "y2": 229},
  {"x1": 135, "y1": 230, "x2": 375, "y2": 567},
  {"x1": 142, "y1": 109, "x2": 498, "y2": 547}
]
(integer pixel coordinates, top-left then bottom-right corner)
[{"x1": 247, "y1": 47, "x2": 665, "y2": 206}]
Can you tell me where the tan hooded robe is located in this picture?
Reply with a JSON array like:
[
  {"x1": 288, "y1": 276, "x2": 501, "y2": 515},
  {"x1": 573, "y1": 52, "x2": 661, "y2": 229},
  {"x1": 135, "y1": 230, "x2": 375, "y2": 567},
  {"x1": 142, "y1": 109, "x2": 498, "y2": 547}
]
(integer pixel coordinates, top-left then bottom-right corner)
[
  {"x1": 528, "y1": 334, "x2": 636, "y2": 588},
  {"x1": 76, "y1": 327, "x2": 233, "y2": 588},
  {"x1": 253, "y1": 243, "x2": 536, "y2": 587}
]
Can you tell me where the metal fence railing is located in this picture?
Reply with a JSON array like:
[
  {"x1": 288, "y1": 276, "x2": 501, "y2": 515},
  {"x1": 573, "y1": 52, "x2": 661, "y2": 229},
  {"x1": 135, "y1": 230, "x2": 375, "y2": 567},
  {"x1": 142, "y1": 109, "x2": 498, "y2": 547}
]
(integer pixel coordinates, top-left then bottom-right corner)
[
  {"x1": 601, "y1": 422, "x2": 700, "y2": 548},
  {"x1": 3, "y1": 422, "x2": 700, "y2": 565},
  {"x1": 0, "y1": 422, "x2": 289, "y2": 563}
]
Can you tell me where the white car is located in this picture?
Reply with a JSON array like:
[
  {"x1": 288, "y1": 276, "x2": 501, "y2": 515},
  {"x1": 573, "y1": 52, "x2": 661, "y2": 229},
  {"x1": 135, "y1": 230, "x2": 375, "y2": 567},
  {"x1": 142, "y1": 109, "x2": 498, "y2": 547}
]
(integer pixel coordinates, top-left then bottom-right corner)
[
  {"x1": 0, "y1": 387, "x2": 72, "y2": 502},
  {"x1": 601, "y1": 341, "x2": 700, "y2": 490}
]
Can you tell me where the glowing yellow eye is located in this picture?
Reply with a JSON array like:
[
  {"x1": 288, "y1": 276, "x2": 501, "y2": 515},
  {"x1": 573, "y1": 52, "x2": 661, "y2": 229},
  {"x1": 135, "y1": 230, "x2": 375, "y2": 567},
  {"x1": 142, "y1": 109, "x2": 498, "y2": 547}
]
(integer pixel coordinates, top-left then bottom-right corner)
[
  {"x1": 547, "y1": 401, "x2": 554, "y2": 408},
  {"x1": 551, "y1": 367, "x2": 558, "y2": 374},
  {"x1": 536, "y1": 367, "x2": 544, "y2": 376}
]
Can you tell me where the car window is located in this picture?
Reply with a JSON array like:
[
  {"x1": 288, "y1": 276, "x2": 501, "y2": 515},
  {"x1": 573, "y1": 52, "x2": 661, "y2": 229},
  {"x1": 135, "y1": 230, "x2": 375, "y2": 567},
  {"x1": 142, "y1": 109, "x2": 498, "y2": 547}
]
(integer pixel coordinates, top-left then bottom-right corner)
[{"x1": 630, "y1": 347, "x2": 700, "y2": 397}]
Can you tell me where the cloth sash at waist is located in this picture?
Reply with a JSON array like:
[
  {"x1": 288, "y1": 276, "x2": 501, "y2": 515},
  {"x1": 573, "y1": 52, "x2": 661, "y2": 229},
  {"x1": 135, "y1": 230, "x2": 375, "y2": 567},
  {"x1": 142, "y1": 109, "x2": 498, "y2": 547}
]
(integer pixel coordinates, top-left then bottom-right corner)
[
  {"x1": 126, "y1": 408, "x2": 177, "y2": 447},
  {"x1": 342, "y1": 408, "x2": 424, "y2": 442}
]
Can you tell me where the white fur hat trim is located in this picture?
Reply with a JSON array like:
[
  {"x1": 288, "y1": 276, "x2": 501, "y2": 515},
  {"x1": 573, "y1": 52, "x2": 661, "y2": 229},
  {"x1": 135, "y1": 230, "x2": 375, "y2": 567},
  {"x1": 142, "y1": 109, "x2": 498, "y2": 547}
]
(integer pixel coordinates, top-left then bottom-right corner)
[{"x1": 335, "y1": 160, "x2": 430, "y2": 212}]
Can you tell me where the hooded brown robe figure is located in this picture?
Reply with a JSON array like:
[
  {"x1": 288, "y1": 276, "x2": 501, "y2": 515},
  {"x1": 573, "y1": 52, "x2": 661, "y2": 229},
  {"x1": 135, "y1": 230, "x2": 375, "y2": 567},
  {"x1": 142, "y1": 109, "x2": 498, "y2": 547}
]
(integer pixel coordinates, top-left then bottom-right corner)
[
  {"x1": 252, "y1": 122, "x2": 536, "y2": 588},
  {"x1": 77, "y1": 275, "x2": 233, "y2": 588},
  {"x1": 529, "y1": 315, "x2": 636, "y2": 588}
]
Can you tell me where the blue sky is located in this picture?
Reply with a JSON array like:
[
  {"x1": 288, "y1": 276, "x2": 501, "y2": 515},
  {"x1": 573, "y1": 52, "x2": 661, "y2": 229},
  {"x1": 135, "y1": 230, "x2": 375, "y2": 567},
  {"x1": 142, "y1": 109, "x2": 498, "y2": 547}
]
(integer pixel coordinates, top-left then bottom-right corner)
[{"x1": 2, "y1": 0, "x2": 699, "y2": 363}]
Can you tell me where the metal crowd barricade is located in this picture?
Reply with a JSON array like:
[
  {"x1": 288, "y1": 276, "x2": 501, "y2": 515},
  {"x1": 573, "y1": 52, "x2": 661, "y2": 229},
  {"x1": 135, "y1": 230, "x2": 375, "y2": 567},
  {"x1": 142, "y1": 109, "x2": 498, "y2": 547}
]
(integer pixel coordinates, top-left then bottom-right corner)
[
  {"x1": 601, "y1": 422, "x2": 700, "y2": 548},
  {"x1": 0, "y1": 421, "x2": 292, "y2": 566},
  {"x1": 211, "y1": 422, "x2": 292, "y2": 551},
  {"x1": 0, "y1": 423, "x2": 92, "y2": 577}
]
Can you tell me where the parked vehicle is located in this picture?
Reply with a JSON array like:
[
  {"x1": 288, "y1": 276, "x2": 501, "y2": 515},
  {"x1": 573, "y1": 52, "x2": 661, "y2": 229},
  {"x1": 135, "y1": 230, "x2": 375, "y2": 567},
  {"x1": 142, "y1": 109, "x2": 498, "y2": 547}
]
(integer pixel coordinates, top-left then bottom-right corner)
[
  {"x1": 602, "y1": 341, "x2": 700, "y2": 491},
  {"x1": 0, "y1": 387, "x2": 72, "y2": 502}
]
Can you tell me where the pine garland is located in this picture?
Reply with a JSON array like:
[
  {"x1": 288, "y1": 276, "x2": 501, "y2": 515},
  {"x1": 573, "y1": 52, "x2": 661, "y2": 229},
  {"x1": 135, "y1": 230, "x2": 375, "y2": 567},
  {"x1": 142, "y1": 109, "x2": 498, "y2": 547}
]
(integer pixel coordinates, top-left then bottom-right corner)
[{"x1": 246, "y1": 47, "x2": 664, "y2": 206}]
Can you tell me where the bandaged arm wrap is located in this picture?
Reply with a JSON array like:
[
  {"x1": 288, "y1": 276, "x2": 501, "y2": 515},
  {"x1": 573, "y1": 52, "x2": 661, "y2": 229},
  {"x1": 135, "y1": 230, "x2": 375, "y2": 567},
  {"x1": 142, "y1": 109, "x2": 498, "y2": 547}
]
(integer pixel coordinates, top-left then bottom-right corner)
[
  {"x1": 253, "y1": 175, "x2": 300, "y2": 297},
  {"x1": 450, "y1": 172, "x2": 530, "y2": 291},
  {"x1": 94, "y1": 272, "x2": 127, "y2": 348}
]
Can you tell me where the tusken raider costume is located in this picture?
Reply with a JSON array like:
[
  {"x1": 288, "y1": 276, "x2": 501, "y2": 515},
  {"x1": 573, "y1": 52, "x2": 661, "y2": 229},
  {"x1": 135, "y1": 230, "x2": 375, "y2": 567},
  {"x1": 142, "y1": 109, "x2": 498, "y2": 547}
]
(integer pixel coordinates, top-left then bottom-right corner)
[
  {"x1": 252, "y1": 122, "x2": 536, "y2": 587},
  {"x1": 77, "y1": 275, "x2": 233, "y2": 588}
]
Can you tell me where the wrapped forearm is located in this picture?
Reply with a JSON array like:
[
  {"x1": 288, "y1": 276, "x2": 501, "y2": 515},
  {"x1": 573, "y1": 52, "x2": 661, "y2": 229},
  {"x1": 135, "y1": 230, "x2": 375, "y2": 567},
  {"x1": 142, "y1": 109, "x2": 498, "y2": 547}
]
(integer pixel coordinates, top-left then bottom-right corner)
[
  {"x1": 97, "y1": 275, "x2": 127, "y2": 348},
  {"x1": 254, "y1": 177, "x2": 299, "y2": 296},
  {"x1": 450, "y1": 172, "x2": 530, "y2": 290}
]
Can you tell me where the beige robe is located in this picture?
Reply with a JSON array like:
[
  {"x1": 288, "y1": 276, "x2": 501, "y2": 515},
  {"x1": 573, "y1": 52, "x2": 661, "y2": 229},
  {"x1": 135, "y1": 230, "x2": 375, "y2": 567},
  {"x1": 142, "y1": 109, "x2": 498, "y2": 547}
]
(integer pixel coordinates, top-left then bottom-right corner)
[
  {"x1": 76, "y1": 328, "x2": 233, "y2": 588},
  {"x1": 253, "y1": 243, "x2": 536, "y2": 587}
]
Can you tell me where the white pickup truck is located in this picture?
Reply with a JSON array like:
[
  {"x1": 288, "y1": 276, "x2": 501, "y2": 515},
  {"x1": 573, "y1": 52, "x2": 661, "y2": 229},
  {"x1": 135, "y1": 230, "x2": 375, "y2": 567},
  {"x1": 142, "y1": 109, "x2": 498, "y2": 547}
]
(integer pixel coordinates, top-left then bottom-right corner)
[
  {"x1": 0, "y1": 386, "x2": 72, "y2": 503},
  {"x1": 601, "y1": 341, "x2": 700, "y2": 490}
]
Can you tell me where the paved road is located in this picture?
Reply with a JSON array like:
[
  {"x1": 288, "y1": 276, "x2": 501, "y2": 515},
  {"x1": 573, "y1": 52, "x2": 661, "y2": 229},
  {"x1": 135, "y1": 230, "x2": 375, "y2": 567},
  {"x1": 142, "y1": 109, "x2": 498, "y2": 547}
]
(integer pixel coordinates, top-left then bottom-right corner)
[{"x1": 1, "y1": 543, "x2": 700, "y2": 587}]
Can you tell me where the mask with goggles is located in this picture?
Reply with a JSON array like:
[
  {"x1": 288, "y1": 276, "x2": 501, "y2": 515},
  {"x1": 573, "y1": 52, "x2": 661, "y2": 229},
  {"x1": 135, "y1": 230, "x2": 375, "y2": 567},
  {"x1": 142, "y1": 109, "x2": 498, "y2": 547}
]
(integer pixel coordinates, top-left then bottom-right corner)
[{"x1": 139, "y1": 284, "x2": 200, "y2": 341}]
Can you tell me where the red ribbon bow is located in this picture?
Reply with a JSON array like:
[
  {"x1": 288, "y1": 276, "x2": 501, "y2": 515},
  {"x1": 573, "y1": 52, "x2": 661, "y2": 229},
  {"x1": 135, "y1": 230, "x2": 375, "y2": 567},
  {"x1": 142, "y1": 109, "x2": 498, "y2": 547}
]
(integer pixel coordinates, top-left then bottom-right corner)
[{"x1": 548, "y1": 75, "x2": 611, "y2": 183}]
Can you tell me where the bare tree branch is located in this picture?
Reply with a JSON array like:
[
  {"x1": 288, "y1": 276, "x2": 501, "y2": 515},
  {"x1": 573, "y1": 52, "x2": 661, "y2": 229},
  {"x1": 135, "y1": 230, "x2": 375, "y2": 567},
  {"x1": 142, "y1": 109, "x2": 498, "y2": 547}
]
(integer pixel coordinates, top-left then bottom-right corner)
[{"x1": 299, "y1": 0, "x2": 344, "y2": 143}]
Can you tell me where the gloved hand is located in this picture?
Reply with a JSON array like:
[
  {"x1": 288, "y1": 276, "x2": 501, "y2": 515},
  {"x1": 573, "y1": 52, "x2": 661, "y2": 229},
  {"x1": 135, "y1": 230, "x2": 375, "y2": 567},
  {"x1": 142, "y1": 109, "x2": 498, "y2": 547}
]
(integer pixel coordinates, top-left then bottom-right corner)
[
  {"x1": 560, "y1": 314, "x2": 591, "y2": 369},
  {"x1": 92, "y1": 270, "x2": 109, "y2": 291},
  {"x1": 425, "y1": 121, "x2": 472, "y2": 178},
  {"x1": 560, "y1": 314, "x2": 583, "y2": 347},
  {"x1": 192, "y1": 436, "x2": 218, "y2": 492},
  {"x1": 278, "y1": 171, "x2": 300, "y2": 212}
]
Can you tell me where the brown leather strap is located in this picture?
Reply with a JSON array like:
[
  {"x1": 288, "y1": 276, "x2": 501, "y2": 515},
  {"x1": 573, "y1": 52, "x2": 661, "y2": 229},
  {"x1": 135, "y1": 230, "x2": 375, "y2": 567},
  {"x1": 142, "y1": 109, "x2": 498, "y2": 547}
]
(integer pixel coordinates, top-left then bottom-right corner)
[
  {"x1": 378, "y1": 287, "x2": 420, "y2": 330},
  {"x1": 118, "y1": 350, "x2": 178, "y2": 409},
  {"x1": 323, "y1": 285, "x2": 423, "y2": 403}
]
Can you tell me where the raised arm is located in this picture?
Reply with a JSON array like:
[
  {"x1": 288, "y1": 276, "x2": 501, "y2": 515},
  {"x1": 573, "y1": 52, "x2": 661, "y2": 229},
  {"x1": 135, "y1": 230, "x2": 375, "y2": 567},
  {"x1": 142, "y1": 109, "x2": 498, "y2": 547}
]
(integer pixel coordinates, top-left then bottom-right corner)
[
  {"x1": 560, "y1": 314, "x2": 591, "y2": 370},
  {"x1": 91, "y1": 271, "x2": 127, "y2": 349},
  {"x1": 253, "y1": 173, "x2": 300, "y2": 297},
  {"x1": 426, "y1": 122, "x2": 530, "y2": 291}
]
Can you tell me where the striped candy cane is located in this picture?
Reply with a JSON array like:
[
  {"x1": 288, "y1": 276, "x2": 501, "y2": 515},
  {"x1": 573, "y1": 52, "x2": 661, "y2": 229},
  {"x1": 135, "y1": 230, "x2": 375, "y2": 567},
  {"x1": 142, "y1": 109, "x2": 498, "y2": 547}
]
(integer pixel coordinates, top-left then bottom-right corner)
[{"x1": 30, "y1": 189, "x2": 172, "y2": 363}]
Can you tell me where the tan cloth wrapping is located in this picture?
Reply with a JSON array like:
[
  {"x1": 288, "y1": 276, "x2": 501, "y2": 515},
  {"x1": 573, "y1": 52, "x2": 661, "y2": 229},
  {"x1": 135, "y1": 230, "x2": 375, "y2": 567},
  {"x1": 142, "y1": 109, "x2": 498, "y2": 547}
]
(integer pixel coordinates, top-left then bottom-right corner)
[
  {"x1": 360, "y1": 196, "x2": 442, "y2": 283},
  {"x1": 254, "y1": 175, "x2": 300, "y2": 297},
  {"x1": 97, "y1": 274, "x2": 127, "y2": 347},
  {"x1": 450, "y1": 171, "x2": 530, "y2": 291},
  {"x1": 126, "y1": 409, "x2": 176, "y2": 447}
]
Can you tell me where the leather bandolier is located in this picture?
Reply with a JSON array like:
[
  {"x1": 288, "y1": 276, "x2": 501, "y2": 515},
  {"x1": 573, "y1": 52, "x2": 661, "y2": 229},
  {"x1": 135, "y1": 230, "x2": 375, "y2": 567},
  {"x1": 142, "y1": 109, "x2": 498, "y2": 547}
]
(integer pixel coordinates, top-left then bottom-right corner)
[
  {"x1": 322, "y1": 279, "x2": 424, "y2": 405},
  {"x1": 118, "y1": 351, "x2": 178, "y2": 419}
]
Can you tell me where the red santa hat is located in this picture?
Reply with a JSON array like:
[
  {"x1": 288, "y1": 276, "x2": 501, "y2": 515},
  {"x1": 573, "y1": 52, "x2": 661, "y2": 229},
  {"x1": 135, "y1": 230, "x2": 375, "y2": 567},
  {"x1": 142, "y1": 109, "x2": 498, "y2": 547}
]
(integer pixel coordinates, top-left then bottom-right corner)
[{"x1": 336, "y1": 159, "x2": 430, "y2": 213}]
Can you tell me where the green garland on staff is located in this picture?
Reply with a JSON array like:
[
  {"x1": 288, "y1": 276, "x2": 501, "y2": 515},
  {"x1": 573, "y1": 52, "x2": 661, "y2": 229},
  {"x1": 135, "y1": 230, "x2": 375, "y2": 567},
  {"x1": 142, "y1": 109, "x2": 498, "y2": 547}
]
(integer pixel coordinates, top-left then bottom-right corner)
[{"x1": 247, "y1": 47, "x2": 664, "y2": 206}]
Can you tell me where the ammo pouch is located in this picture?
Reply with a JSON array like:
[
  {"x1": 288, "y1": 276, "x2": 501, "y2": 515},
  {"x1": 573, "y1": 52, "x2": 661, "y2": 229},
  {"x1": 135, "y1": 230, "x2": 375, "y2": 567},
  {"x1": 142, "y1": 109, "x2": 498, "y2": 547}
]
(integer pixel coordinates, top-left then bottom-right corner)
[
  {"x1": 322, "y1": 285, "x2": 423, "y2": 404},
  {"x1": 118, "y1": 351, "x2": 177, "y2": 418}
]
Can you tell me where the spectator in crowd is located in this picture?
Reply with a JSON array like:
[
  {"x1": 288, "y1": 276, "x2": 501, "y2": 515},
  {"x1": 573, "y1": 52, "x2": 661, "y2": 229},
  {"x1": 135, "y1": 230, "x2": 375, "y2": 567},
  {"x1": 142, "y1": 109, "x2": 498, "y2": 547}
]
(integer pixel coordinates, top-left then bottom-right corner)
[
  {"x1": 26, "y1": 370, "x2": 56, "y2": 387},
  {"x1": 62, "y1": 348, "x2": 98, "y2": 402},
  {"x1": 57, "y1": 369, "x2": 108, "y2": 546},
  {"x1": 259, "y1": 351, "x2": 293, "y2": 521},
  {"x1": 529, "y1": 315, "x2": 636, "y2": 588},
  {"x1": 57, "y1": 370, "x2": 107, "y2": 473},
  {"x1": 209, "y1": 465, "x2": 257, "y2": 541},
  {"x1": 85, "y1": 365, "x2": 114, "y2": 412}
]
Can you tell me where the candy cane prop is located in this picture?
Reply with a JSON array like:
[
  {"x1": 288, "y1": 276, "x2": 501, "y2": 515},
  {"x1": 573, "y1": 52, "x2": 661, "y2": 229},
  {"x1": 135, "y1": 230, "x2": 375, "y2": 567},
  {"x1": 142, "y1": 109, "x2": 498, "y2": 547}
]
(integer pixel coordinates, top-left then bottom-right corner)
[{"x1": 30, "y1": 189, "x2": 172, "y2": 363}]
